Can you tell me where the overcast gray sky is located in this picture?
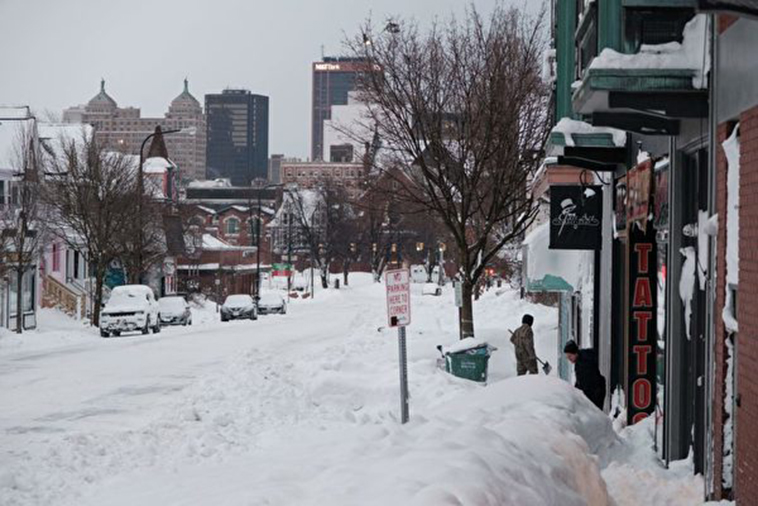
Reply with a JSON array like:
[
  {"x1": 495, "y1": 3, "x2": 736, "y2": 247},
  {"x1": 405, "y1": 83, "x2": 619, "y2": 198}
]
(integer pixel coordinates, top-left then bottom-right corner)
[{"x1": 0, "y1": 0, "x2": 537, "y2": 159}]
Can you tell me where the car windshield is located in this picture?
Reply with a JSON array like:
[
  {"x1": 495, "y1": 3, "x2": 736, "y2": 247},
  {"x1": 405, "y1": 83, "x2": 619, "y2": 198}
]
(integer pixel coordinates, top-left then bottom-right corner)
[
  {"x1": 225, "y1": 295, "x2": 252, "y2": 307},
  {"x1": 259, "y1": 293, "x2": 282, "y2": 305},
  {"x1": 108, "y1": 289, "x2": 147, "y2": 307},
  {"x1": 159, "y1": 297, "x2": 186, "y2": 312}
]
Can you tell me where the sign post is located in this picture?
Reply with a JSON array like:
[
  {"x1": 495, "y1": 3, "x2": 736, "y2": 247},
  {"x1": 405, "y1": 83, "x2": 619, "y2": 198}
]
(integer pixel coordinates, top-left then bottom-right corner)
[{"x1": 385, "y1": 268, "x2": 411, "y2": 424}]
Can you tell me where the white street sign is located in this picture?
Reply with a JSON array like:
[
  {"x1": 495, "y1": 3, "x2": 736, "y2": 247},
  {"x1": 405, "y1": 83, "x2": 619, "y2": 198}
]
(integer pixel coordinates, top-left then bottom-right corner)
[
  {"x1": 385, "y1": 269, "x2": 411, "y2": 327},
  {"x1": 454, "y1": 281, "x2": 463, "y2": 308}
]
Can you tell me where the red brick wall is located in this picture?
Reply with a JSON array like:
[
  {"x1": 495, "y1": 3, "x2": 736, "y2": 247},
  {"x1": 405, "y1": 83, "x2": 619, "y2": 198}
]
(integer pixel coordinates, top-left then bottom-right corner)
[
  {"x1": 713, "y1": 123, "x2": 729, "y2": 499},
  {"x1": 736, "y1": 105, "x2": 758, "y2": 499},
  {"x1": 718, "y1": 15, "x2": 739, "y2": 34}
]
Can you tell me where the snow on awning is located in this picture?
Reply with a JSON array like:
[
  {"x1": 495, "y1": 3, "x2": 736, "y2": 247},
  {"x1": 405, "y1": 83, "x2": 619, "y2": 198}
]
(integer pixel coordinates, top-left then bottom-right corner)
[
  {"x1": 522, "y1": 222, "x2": 593, "y2": 293},
  {"x1": 550, "y1": 118, "x2": 627, "y2": 149},
  {"x1": 589, "y1": 14, "x2": 709, "y2": 89}
]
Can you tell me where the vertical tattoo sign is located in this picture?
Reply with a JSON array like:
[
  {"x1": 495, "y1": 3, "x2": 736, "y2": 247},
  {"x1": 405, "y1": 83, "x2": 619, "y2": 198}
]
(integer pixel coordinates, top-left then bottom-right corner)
[{"x1": 627, "y1": 215, "x2": 658, "y2": 424}]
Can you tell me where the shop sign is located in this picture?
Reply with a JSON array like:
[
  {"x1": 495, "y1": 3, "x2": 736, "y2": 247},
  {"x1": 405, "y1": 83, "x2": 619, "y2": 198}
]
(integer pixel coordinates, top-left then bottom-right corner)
[
  {"x1": 549, "y1": 185, "x2": 602, "y2": 250},
  {"x1": 653, "y1": 162, "x2": 669, "y2": 231},
  {"x1": 627, "y1": 160, "x2": 653, "y2": 230},
  {"x1": 627, "y1": 213, "x2": 658, "y2": 425}
]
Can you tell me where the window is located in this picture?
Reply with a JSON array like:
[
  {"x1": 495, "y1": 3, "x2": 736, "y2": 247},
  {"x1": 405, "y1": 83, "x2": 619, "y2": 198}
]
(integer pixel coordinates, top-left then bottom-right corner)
[
  {"x1": 52, "y1": 243, "x2": 60, "y2": 272},
  {"x1": 226, "y1": 217, "x2": 240, "y2": 235}
]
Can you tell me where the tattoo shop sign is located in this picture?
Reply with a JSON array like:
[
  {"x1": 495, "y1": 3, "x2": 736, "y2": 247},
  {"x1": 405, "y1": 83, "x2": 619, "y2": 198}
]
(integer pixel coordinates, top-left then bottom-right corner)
[{"x1": 549, "y1": 185, "x2": 603, "y2": 250}]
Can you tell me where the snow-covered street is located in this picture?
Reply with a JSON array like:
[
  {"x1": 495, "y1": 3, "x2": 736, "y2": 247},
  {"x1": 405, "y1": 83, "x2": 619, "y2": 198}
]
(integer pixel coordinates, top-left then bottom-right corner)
[{"x1": 0, "y1": 275, "x2": 718, "y2": 506}]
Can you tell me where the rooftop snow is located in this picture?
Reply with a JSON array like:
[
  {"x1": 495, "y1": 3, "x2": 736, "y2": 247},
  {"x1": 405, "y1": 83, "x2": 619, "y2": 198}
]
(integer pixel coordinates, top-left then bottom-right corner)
[{"x1": 143, "y1": 157, "x2": 174, "y2": 174}]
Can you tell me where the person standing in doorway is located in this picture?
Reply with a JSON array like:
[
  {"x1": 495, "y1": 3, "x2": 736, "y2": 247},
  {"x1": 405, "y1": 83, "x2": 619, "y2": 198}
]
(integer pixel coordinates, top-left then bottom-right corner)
[
  {"x1": 511, "y1": 314, "x2": 538, "y2": 376},
  {"x1": 564, "y1": 340, "x2": 606, "y2": 410}
]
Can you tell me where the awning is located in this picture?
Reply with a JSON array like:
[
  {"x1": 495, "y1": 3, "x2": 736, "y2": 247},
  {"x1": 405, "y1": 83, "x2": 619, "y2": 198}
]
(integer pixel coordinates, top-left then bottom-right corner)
[{"x1": 572, "y1": 14, "x2": 709, "y2": 120}]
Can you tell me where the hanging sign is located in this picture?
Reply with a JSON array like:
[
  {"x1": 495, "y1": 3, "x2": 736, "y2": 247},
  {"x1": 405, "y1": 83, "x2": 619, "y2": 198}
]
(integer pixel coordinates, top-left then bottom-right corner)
[
  {"x1": 549, "y1": 185, "x2": 603, "y2": 250},
  {"x1": 627, "y1": 200, "x2": 658, "y2": 425},
  {"x1": 627, "y1": 159, "x2": 652, "y2": 230}
]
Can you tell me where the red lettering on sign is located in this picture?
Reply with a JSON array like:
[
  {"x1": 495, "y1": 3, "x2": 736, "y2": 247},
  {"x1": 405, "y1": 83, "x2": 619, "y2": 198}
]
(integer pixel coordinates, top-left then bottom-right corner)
[
  {"x1": 632, "y1": 311, "x2": 652, "y2": 341},
  {"x1": 635, "y1": 243, "x2": 653, "y2": 273},
  {"x1": 633, "y1": 278, "x2": 653, "y2": 307},
  {"x1": 632, "y1": 412, "x2": 649, "y2": 424},
  {"x1": 632, "y1": 345, "x2": 653, "y2": 375},
  {"x1": 632, "y1": 378, "x2": 652, "y2": 409}
]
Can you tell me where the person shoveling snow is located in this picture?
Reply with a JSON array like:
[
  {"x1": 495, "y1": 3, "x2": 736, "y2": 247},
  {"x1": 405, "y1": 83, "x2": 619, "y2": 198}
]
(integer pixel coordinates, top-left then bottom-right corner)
[
  {"x1": 564, "y1": 339, "x2": 606, "y2": 410},
  {"x1": 509, "y1": 315, "x2": 551, "y2": 375}
]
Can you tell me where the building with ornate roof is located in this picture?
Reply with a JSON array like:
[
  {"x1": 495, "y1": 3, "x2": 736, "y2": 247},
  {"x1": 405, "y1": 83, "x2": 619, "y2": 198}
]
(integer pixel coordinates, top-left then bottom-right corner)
[{"x1": 63, "y1": 79, "x2": 207, "y2": 182}]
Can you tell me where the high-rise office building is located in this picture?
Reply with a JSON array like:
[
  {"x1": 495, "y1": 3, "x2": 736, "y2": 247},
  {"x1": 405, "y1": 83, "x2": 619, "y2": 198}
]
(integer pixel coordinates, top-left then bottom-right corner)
[
  {"x1": 205, "y1": 89, "x2": 269, "y2": 186},
  {"x1": 311, "y1": 57, "x2": 372, "y2": 161}
]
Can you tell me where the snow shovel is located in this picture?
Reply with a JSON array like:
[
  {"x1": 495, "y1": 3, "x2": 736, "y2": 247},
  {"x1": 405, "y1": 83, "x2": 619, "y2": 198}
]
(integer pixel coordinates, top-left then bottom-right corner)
[{"x1": 536, "y1": 357, "x2": 552, "y2": 375}]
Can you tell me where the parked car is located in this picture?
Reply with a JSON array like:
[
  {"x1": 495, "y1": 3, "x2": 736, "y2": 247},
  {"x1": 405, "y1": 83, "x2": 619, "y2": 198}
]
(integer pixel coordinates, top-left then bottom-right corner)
[
  {"x1": 221, "y1": 294, "x2": 258, "y2": 321},
  {"x1": 158, "y1": 295, "x2": 192, "y2": 326},
  {"x1": 100, "y1": 285, "x2": 161, "y2": 337},
  {"x1": 257, "y1": 292, "x2": 287, "y2": 315},
  {"x1": 422, "y1": 283, "x2": 442, "y2": 296}
]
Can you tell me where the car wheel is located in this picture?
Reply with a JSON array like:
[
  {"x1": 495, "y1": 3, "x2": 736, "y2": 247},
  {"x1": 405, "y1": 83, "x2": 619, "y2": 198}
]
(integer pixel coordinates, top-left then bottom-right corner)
[
  {"x1": 153, "y1": 320, "x2": 161, "y2": 333},
  {"x1": 113, "y1": 331, "x2": 121, "y2": 337},
  {"x1": 142, "y1": 318, "x2": 150, "y2": 335},
  {"x1": 100, "y1": 329, "x2": 109, "y2": 338}
]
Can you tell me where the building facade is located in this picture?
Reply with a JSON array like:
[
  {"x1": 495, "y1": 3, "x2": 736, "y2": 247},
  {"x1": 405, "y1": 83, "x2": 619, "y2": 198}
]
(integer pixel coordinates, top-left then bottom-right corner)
[
  {"x1": 205, "y1": 89, "x2": 269, "y2": 186},
  {"x1": 528, "y1": 1, "x2": 758, "y2": 502},
  {"x1": 63, "y1": 79, "x2": 207, "y2": 182},
  {"x1": 311, "y1": 57, "x2": 372, "y2": 161},
  {"x1": 280, "y1": 161, "x2": 366, "y2": 197}
]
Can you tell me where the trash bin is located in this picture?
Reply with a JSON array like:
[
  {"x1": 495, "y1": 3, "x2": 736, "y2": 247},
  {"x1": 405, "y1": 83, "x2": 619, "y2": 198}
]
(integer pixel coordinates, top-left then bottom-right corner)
[{"x1": 440, "y1": 340, "x2": 496, "y2": 383}]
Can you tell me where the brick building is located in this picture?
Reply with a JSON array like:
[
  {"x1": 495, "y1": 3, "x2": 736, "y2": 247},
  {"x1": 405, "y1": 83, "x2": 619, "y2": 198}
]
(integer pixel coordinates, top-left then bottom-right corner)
[
  {"x1": 711, "y1": 11, "x2": 758, "y2": 501},
  {"x1": 280, "y1": 161, "x2": 366, "y2": 197},
  {"x1": 63, "y1": 79, "x2": 206, "y2": 182}
]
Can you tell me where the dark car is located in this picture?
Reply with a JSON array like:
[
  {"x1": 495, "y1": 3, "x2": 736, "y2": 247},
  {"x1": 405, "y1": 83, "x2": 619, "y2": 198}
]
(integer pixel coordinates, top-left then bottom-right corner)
[
  {"x1": 221, "y1": 294, "x2": 258, "y2": 321},
  {"x1": 158, "y1": 295, "x2": 192, "y2": 326}
]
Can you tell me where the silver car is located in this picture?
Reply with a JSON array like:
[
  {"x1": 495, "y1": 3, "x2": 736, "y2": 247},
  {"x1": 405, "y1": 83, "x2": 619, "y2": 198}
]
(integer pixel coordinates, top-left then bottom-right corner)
[{"x1": 158, "y1": 296, "x2": 192, "y2": 326}]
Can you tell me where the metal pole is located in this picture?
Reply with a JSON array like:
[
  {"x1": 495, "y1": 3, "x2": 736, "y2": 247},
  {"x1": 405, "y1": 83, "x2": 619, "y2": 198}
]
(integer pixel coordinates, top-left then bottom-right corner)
[
  {"x1": 287, "y1": 212, "x2": 292, "y2": 294},
  {"x1": 398, "y1": 325, "x2": 409, "y2": 424},
  {"x1": 256, "y1": 187, "x2": 261, "y2": 302}
]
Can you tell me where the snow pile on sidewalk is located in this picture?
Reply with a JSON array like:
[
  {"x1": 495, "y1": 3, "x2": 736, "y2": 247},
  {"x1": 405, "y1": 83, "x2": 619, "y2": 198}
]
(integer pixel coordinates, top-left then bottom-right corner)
[
  {"x1": 603, "y1": 418, "x2": 733, "y2": 506},
  {"x1": 78, "y1": 377, "x2": 617, "y2": 506}
]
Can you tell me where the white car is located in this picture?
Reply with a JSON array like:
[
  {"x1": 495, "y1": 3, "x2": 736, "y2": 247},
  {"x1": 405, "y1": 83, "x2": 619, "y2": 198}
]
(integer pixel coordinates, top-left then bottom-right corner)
[
  {"x1": 100, "y1": 285, "x2": 161, "y2": 337},
  {"x1": 158, "y1": 295, "x2": 192, "y2": 326},
  {"x1": 221, "y1": 294, "x2": 258, "y2": 321},
  {"x1": 257, "y1": 292, "x2": 287, "y2": 315}
]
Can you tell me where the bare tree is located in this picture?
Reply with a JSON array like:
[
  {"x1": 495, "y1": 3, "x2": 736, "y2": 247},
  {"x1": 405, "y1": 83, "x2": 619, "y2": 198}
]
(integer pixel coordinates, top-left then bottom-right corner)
[
  {"x1": 0, "y1": 124, "x2": 47, "y2": 333},
  {"x1": 349, "y1": 5, "x2": 549, "y2": 337},
  {"x1": 287, "y1": 180, "x2": 355, "y2": 289},
  {"x1": 42, "y1": 132, "x2": 140, "y2": 327}
]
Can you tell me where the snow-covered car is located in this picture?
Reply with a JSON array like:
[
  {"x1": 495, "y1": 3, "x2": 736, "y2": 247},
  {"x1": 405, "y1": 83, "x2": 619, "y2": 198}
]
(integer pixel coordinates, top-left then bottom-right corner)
[
  {"x1": 221, "y1": 294, "x2": 258, "y2": 321},
  {"x1": 257, "y1": 292, "x2": 287, "y2": 315},
  {"x1": 100, "y1": 285, "x2": 161, "y2": 337},
  {"x1": 422, "y1": 283, "x2": 442, "y2": 296},
  {"x1": 158, "y1": 295, "x2": 192, "y2": 326}
]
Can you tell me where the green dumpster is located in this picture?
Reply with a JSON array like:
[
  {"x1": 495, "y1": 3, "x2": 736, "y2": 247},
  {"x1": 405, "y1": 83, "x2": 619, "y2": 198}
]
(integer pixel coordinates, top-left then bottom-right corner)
[{"x1": 442, "y1": 341, "x2": 496, "y2": 383}]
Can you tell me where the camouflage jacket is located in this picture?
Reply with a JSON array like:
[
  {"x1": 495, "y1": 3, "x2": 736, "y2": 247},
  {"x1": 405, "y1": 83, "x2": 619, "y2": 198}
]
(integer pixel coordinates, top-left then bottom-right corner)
[{"x1": 510, "y1": 323, "x2": 537, "y2": 363}]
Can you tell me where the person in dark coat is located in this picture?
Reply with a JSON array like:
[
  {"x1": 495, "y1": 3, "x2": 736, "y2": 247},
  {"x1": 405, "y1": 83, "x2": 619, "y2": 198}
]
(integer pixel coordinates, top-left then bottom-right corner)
[
  {"x1": 511, "y1": 314, "x2": 538, "y2": 376},
  {"x1": 564, "y1": 340, "x2": 606, "y2": 410}
]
